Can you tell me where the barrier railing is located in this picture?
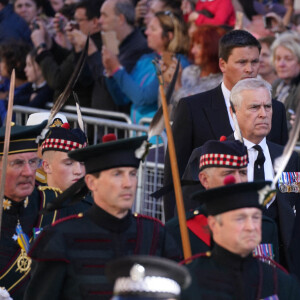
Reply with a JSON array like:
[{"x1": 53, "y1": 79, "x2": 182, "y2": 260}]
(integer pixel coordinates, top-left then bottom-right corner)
[
  {"x1": 45, "y1": 102, "x2": 132, "y2": 124},
  {"x1": 13, "y1": 105, "x2": 147, "y2": 143}
]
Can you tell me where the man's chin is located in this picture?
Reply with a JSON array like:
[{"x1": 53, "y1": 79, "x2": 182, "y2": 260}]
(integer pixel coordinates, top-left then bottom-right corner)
[{"x1": 17, "y1": 185, "x2": 34, "y2": 196}]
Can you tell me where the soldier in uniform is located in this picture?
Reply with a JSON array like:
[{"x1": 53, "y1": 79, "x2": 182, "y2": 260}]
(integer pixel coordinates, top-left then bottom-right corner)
[
  {"x1": 182, "y1": 182, "x2": 300, "y2": 299},
  {"x1": 24, "y1": 136, "x2": 181, "y2": 300},
  {"x1": 26, "y1": 112, "x2": 68, "y2": 186},
  {"x1": 0, "y1": 122, "x2": 46, "y2": 299},
  {"x1": 166, "y1": 139, "x2": 279, "y2": 261},
  {"x1": 106, "y1": 255, "x2": 191, "y2": 299},
  {"x1": 36, "y1": 123, "x2": 93, "y2": 225}
]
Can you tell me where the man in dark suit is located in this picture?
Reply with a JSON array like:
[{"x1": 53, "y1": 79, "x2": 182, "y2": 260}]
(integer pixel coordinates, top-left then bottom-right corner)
[
  {"x1": 229, "y1": 78, "x2": 299, "y2": 270},
  {"x1": 163, "y1": 30, "x2": 288, "y2": 221}
]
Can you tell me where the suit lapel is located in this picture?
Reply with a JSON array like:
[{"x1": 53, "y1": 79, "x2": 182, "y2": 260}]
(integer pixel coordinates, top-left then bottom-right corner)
[
  {"x1": 203, "y1": 85, "x2": 233, "y2": 139},
  {"x1": 267, "y1": 141, "x2": 282, "y2": 165},
  {"x1": 267, "y1": 141, "x2": 295, "y2": 262}
]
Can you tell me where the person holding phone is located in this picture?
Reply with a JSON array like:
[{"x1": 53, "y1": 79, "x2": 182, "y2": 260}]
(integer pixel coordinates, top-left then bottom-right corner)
[{"x1": 103, "y1": 11, "x2": 190, "y2": 124}]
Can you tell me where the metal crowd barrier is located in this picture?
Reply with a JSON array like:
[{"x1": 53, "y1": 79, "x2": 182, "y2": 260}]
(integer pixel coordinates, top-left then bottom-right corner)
[
  {"x1": 13, "y1": 105, "x2": 167, "y2": 222},
  {"x1": 14, "y1": 105, "x2": 147, "y2": 143},
  {"x1": 45, "y1": 102, "x2": 132, "y2": 124}
]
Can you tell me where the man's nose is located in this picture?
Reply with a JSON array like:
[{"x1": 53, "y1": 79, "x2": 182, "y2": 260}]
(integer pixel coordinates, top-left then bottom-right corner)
[
  {"x1": 73, "y1": 162, "x2": 84, "y2": 175},
  {"x1": 234, "y1": 172, "x2": 243, "y2": 183},
  {"x1": 259, "y1": 106, "x2": 267, "y2": 117},
  {"x1": 245, "y1": 218, "x2": 255, "y2": 230},
  {"x1": 21, "y1": 162, "x2": 34, "y2": 176},
  {"x1": 122, "y1": 174, "x2": 133, "y2": 188},
  {"x1": 245, "y1": 62, "x2": 253, "y2": 73}
]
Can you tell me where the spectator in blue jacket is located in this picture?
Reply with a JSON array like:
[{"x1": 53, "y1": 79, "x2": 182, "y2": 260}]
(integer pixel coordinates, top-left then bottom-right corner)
[{"x1": 103, "y1": 11, "x2": 190, "y2": 124}]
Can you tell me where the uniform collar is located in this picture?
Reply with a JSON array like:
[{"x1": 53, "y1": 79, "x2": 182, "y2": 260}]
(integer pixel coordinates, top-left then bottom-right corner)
[
  {"x1": 2, "y1": 196, "x2": 29, "y2": 213},
  {"x1": 85, "y1": 203, "x2": 132, "y2": 233},
  {"x1": 212, "y1": 243, "x2": 253, "y2": 270}
]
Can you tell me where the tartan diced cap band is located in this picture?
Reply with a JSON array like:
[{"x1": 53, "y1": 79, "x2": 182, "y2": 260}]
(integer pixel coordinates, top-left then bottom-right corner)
[
  {"x1": 199, "y1": 153, "x2": 248, "y2": 170},
  {"x1": 182, "y1": 139, "x2": 249, "y2": 182},
  {"x1": 198, "y1": 140, "x2": 248, "y2": 171},
  {"x1": 41, "y1": 126, "x2": 87, "y2": 153}
]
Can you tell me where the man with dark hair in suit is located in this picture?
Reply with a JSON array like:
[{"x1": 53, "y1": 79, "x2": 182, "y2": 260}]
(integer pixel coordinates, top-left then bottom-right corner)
[
  {"x1": 163, "y1": 29, "x2": 288, "y2": 221},
  {"x1": 229, "y1": 77, "x2": 299, "y2": 270}
]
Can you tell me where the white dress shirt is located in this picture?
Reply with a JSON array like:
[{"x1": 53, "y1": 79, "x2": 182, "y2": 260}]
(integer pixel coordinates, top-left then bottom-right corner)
[
  {"x1": 234, "y1": 133, "x2": 275, "y2": 207},
  {"x1": 221, "y1": 82, "x2": 235, "y2": 130}
]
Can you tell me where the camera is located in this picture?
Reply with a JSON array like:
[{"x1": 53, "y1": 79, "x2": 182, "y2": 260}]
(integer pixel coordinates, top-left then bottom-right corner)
[
  {"x1": 264, "y1": 16, "x2": 273, "y2": 29},
  {"x1": 58, "y1": 16, "x2": 66, "y2": 32},
  {"x1": 32, "y1": 19, "x2": 40, "y2": 30},
  {"x1": 68, "y1": 20, "x2": 79, "y2": 31}
]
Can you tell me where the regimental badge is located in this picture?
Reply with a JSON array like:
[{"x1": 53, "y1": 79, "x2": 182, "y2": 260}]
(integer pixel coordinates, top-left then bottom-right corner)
[
  {"x1": 50, "y1": 118, "x2": 63, "y2": 128},
  {"x1": 16, "y1": 249, "x2": 31, "y2": 273},
  {"x1": 3, "y1": 199, "x2": 11, "y2": 210}
]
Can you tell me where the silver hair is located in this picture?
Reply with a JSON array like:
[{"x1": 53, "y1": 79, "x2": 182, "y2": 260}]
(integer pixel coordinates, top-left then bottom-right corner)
[
  {"x1": 114, "y1": 0, "x2": 135, "y2": 27},
  {"x1": 271, "y1": 31, "x2": 300, "y2": 64},
  {"x1": 230, "y1": 78, "x2": 272, "y2": 109},
  {"x1": 214, "y1": 214, "x2": 223, "y2": 225}
]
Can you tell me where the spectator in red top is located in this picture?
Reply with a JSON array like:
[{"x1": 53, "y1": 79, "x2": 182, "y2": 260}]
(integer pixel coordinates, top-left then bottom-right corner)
[{"x1": 188, "y1": 0, "x2": 235, "y2": 28}]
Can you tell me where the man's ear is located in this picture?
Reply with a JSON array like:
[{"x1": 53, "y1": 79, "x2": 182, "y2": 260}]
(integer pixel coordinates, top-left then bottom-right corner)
[
  {"x1": 91, "y1": 17, "x2": 100, "y2": 30},
  {"x1": 199, "y1": 171, "x2": 209, "y2": 189},
  {"x1": 207, "y1": 215, "x2": 217, "y2": 232},
  {"x1": 219, "y1": 58, "x2": 226, "y2": 73},
  {"x1": 118, "y1": 13, "x2": 126, "y2": 26},
  {"x1": 167, "y1": 31, "x2": 174, "y2": 42},
  {"x1": 85, "y1": 174, "x2": 97, "y2": 192},
  {"x1": 42, "y1": 160, "x2": 52, "y2": 174}
]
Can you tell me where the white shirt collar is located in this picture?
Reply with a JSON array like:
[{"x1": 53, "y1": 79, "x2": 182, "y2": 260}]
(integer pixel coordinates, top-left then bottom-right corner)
[
  {"x1": 221, "y1": 82, "x2": 231, "y2": 108},
  {"x1": 221, "y1": 82, "x2": 235, "y2": 130}
]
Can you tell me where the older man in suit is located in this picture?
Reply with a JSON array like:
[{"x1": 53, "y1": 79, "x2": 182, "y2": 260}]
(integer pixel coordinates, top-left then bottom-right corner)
[
  {"x1": 229, "y1": 78, "x2": 299, "y2": 270},
  {"x1": 163, "y1": 30, "x2": 288, "y2": 221}
]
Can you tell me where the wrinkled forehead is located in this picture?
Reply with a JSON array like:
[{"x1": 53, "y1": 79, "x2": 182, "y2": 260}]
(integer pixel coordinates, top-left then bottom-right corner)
[
  {"x1": 241, "y1": 87, "x2": 272, "y2": 103},
  {"x1": 6, "y1": 151, "x2": 38, "y2": 161},
  {"x1": 222, "y1": 207, "x2": 262, "y2": 219}
]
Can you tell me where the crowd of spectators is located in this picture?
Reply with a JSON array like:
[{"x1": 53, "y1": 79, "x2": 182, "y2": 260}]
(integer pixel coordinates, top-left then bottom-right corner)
[{"x1": 0, "y1": 0, "x2": 300, "y2": 128}]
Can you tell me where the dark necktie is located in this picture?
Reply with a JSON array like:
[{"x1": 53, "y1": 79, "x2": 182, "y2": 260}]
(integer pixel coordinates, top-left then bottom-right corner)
[{"x1": 253, "y1": 145, "x2": 265, "y2": 181}]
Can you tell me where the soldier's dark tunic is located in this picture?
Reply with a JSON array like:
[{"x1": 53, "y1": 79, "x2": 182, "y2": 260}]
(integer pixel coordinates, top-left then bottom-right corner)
[
  {"x1": 0, "y1": 189, "x2": 40, "y2": 300},
  {"x1": 166, "y1": 206, "x2": 280, "y2": 261},
  {"x1": 0, "y1": 186, "x2": 92, "y2": 299},
  {"x1": 182, "y1": 244, "x2": 300, "y2": 300},
  {"x1": 36, "y1": 185, "x2": 93, "y2": 226},
  {"x1": 24, "y1": 203, "x2": 181, "y2": 300}
]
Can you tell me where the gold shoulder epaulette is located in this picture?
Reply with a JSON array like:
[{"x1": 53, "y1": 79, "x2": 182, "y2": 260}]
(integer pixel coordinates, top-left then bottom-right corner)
[{"x1": 38, "y1": 186, "x2": 63, "y2": 193}]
